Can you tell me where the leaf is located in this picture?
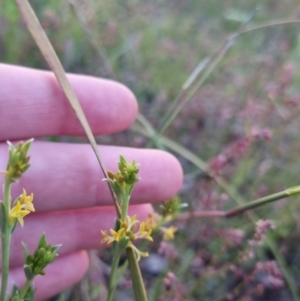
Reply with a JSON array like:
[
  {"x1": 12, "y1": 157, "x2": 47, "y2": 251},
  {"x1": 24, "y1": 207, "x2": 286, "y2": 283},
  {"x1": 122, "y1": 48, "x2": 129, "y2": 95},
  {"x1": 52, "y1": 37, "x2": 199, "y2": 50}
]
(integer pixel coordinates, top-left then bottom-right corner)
[
  {"x1": 37, "y1": 233, "x2": 47, "y2": 249},
  {"x1": 24, "y1": 265, "x2": 34, "y2": 281},
  {"x1": 21, "y1": 242, "x2": 29, "y2": 262}
]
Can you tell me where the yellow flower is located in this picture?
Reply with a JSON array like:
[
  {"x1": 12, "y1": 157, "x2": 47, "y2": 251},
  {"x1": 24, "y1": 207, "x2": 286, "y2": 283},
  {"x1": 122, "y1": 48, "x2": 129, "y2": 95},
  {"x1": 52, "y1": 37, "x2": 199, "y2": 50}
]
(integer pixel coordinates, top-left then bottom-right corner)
[
  {"x1": 135, "y1": 222, "x2": 153, "y2": 241},
  {"x1": 129, "y1": 244, "x2": 149, "y2": 262},
  {"x1": 100, "y1": 215, "x2": 153, "y2": 246},
  {"x1": 121, "y1": 215, "x2": 140, "y2": 232},
  {"x1": 10, "y1": 201, "x2": 30, "y2": 227},
  {"x1": 18, "y1": 189, "x2": 35, "y2": 212},
  {"x1": 101, "y1": 228, "x2": 125, "y2": 244},
  {"x1": 161, "y1": 225, "x2": 177, "y2": 241},
  {"x1": 9, "y1": 189, "x2": 35, "y2": 227}
]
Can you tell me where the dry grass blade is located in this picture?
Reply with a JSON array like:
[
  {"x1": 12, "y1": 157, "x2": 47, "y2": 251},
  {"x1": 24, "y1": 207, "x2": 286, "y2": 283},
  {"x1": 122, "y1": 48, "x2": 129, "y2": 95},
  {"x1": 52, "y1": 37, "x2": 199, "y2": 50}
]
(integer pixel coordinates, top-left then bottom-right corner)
[{"x1": 15, "y1": 0, "x2": 121, "y2": 217}]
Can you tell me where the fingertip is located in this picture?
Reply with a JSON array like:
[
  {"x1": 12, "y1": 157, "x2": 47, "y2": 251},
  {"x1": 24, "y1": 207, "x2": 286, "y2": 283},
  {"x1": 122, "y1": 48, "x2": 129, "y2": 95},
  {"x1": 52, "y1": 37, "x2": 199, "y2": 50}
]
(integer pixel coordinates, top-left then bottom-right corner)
[
  {"x1": 70, "y1": 76, "x2": 139, "y2": 135},
  {"x1": 131, "y1": 149, "x2": 184, "y2": 203},
  {"x1": 0, "y1": 64, "x2": 139, "y2": 140}
]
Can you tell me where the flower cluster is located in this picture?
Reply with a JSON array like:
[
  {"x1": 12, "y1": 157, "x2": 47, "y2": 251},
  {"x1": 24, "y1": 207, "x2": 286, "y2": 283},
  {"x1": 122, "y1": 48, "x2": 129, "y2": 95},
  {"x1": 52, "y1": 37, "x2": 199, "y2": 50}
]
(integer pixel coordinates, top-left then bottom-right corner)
[
  {"x1": 23, "y1": 234, "x2": 60, "y2": 280},
  {"x1": 105, "y1": 155, "x2": 140, "y2": 202},
  {"x1": 101, "y1": 215, "x2": 152, "y2": 261},
  {"x1": 5, "y1": 139, "x2": 33, "y2": 182},
  {"x1": 9, "y1": 189, "x2": 35, "y2": 227},
  {"x1": 145, "y1": 212, "x2": 178, "y2": 241}
]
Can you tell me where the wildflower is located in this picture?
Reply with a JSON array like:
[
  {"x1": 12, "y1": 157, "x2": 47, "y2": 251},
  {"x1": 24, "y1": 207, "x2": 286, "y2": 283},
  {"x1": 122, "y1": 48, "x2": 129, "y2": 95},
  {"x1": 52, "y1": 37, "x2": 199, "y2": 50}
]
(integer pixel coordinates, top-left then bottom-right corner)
[
  {"x1": 160, "y1": 225, "x2": 178, "y2": 241},
  {"x1": 101, "y1": 215, "x2": 153, "y2": 244},
  {"x1": 9, "y1": 189, "x2": 35, "y2": 227},
  {"x1": 23, "y1": 234, "x2": 60, "y2": 280},
  {"x1": 135, "y1": 222, "x2": 153, "y2": 241},
  {"x1": 6, "y1": 139, "x2": 33, "y2": 182},
  {"x1": 18, "y1": 189, "x2": 34, "y2": 212},
  {"x1": 253, "y1": 219, "x2": 275, "y2": 245},
  {"x1": 104, "y1": 156, "x2": 140, "y2": 201},
  {"x1": 101, "y1": 214, "x2": 153, "y2": 261},
  {"x1": 120, "y1": 214, "x2": 140, "y2": 232},
  {"x1": 101, "y1": 228, "x2": 124, "y2": 244},
  {"x1": 144, "y1": 213, "x2": 161, "y2": 230}
]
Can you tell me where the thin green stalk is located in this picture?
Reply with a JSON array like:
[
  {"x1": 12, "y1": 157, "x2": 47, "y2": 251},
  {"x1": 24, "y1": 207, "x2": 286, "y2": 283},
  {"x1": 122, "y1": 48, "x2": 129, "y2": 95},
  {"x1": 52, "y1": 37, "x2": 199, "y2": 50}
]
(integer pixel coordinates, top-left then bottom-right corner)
[
  {"x1": 19, "y1": 280, "x2": 32, "y2": 300},
  {"x1": 126, "y1": 247, "x2": 148, "y2": 301},
  {"x1": 176, "y1": 187, "x2": 300, "y2": 220},
  {"x1": 106, "y1": 247, "x2": 122, "y2": 301},
  {"x1": 120, "y1": 196, "x2": 130, "y2": 221},
  {"x1": 0, "y1": 177, "x2": 12, "y2": 301},
  {"x1": 225, "y1": 187, "x2": 300, "y2": 217}
]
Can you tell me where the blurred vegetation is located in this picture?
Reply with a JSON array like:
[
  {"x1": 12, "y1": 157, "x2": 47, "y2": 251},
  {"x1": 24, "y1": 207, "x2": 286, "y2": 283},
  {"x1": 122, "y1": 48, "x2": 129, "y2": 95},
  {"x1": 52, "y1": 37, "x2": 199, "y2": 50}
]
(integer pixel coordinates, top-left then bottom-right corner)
[{"x1": 2, "y1": 0, "x2": 300, "y2": 300}]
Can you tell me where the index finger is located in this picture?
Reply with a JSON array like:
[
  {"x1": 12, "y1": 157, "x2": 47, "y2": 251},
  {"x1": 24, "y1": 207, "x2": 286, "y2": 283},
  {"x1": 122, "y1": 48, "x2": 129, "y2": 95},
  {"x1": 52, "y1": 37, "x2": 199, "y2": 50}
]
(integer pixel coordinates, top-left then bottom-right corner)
[{"x1": 0, "y1": 64, "x2": 138, "y2": 141}]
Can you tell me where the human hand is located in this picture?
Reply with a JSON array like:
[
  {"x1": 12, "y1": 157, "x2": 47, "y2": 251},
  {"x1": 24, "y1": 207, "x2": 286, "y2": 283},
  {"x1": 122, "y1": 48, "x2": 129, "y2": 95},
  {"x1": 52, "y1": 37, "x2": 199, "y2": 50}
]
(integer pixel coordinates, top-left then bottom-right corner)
[{"x1": 0, "y1": 64, "x2": 183, "y2": 300}]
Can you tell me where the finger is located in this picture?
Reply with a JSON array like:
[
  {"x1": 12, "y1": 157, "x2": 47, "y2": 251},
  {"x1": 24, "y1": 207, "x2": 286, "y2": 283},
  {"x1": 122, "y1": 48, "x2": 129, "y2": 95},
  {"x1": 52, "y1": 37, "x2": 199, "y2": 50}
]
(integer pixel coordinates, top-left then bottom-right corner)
[
  {"x1": 0, "y1": 142, "x2": 183, "y2": 212},
  {"x1": 8, "y1": 250, "x2": 89, "y2": 301},
  {"x1": 7, "y1": 204, "x2": 152, "y2": 268},
  {"x1": 0, "y1": 64, "x2": 138, "y2": 141}
]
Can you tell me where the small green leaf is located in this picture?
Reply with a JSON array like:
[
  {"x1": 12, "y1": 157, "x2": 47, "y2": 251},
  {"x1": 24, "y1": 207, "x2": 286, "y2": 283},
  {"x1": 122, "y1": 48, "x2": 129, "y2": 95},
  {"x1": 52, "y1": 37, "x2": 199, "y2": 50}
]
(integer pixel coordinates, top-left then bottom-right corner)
[
  {"x1": 11, "y1": 219, "x2": 18, "y2": 234},
  {"x1": 22, "y1": 242, "x2": 29, "y2": 262},
  {"x1": 24, "y1": 265, "x2": 34, "y2": 281},
  {"x1": 37, "y1": 234, "x2": 47, "y2": 249},
  {"x1": 11, "y1": 283, "x2": 21, "y2": 296},
  {"x1": 50, "y1": 244, "x2": 61, "y2": 253}
]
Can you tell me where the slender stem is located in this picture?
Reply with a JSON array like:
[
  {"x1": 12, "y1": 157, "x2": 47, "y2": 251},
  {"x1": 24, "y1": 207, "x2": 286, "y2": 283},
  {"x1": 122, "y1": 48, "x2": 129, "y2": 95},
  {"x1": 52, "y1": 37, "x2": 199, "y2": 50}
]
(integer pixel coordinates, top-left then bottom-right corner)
[
  {"x1": 126, "y1": 247, "x2": 148, "y2": 301},
  {"x1": 176, "y1": 210, "x2": 225, "y2": 221},
  {"x1": 175, "y1": 186, "x2": 300, "y2": 221},
  {"x1": 19, "y1": 280, "x2": 32, "y2": 300},
  {"x1": 106, "y1": 247, "x2": 122, "y2": 301},
  {"x1": 239, "y1": 20, "x2": 300, "y2": 35},
  {"x1": 224, "y1": 189, "x2": 296, "y2": 217},
  {"x1": 120, "y1": 195, "x2": 130, "y2": 221},
  {"x1": 0, "y1": 177, "x2": 12, "y2": 301}
]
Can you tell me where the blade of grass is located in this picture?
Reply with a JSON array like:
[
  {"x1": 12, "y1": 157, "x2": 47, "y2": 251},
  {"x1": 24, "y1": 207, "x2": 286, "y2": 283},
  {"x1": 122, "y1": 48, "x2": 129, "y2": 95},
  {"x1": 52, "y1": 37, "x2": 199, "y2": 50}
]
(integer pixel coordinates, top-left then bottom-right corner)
[{"x1": 15, "y1": 0, "x2": 121, "y2": 218}]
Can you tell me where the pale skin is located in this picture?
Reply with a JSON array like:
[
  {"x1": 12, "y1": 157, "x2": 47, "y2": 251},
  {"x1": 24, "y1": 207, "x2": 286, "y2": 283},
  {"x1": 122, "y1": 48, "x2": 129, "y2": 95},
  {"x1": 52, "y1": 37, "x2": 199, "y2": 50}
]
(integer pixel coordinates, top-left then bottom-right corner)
[{"x1": 0, "y1": 64, "x2": 183, "y2": 300}]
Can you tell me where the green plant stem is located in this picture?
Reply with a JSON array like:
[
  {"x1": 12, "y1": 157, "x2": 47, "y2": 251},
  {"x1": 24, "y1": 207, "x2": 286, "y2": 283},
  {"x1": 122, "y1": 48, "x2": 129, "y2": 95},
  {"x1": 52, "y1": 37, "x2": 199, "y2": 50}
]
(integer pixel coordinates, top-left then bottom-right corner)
[
  {"x1": 225, "y1": 188, "x2": 300, "y2": 217},
  {"x1": 175, "y1": 187, "x2": 300, "y2": 220},
  {"x1": 106, "y1": 247, "x2": 122, "y2": 301},
  {"x1": 0, "y1": 177, "x2": 12, "y2": 301},
  {"x1": 19, "y1": 279, "x2": 32, "y2": 299},
  {"x1": 120, "y1": 195, "x2": 130, "y2": 221},
  {"x1": 126, "y1": 247, "x2": 148, "y2": 301}
]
